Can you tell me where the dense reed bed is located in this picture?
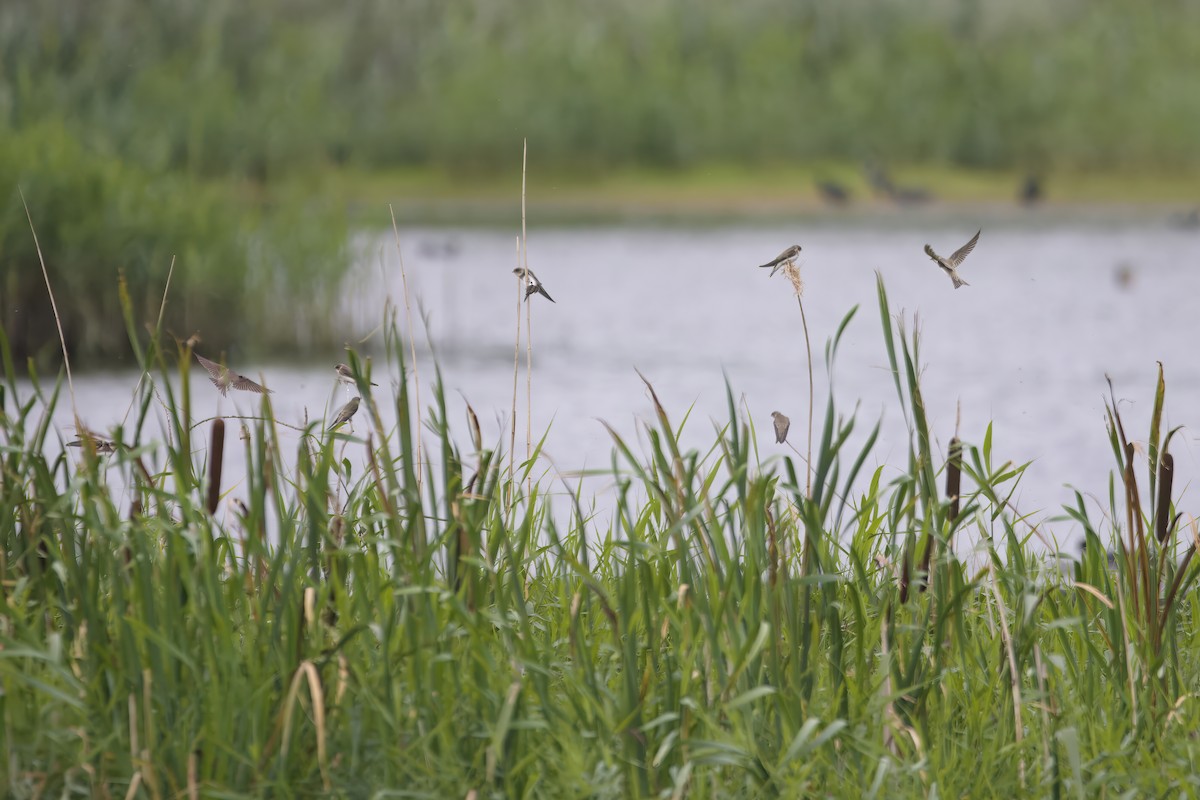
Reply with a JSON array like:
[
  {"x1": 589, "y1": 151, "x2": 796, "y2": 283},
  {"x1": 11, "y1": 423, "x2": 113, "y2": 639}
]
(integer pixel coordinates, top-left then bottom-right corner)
[
  {"x1": 3, "y1": 277, "x2": 1199, "y2": 797},
  {"x1": 8, "y1": 0, "x2": 1200, "y2": 176}
]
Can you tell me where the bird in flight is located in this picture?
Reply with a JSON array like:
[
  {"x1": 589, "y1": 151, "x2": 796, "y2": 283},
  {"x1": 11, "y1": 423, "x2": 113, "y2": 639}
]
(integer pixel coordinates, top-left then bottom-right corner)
[
  {"x1": 513, "y1": 268, "x2": 555, "y2": 303},
  {"x1": 194, "y1": 353, "x2": 271, "y2": 396},
  {"x1": 66, "y1": 426, "x2": 117, "y2": 455},
  {"x1": 924, "y1": 230, "x2": 981, "y2": 289},
  {"x1": 335, "y1": 363, "x2": 377, "y2": 387},
  {"x1": 329, "y1": 396, "x2": 361, "y2": 430},
  {"x1": 770, "y1": 411, "x2": 791, "y2": 444},
  {"x1": 759, "y1": 245, "x2": 801, "y2": 277}
]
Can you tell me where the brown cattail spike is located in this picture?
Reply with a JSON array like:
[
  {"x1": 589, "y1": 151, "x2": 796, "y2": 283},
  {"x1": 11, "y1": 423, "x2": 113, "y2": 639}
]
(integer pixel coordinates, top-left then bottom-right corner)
[
  {"x1": 1155, "y1": 452, "x2": 1175, "y2": 543},
  {"x1": 946, "y1": 437, "x2": 963, "y2": 524},
  {"x1": 207, "y1": 418, "x2": 226, "y2": 515}
]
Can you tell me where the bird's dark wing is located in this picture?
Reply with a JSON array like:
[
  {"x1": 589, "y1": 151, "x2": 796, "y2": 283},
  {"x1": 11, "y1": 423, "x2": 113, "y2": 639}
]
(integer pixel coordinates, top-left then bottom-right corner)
[
  {"x1": 535, "y1": 284, "x2": 556, "y2": 303},
  {"x1": 923, "y1": 244, "x2": 942, "y2": 263},
  {"x1": 231, "y1": 374, "x2": 271, "y2": 394},
  {"x1": 946, "y1": 230, "x2": 981, "y2": 267},
  {"x1": 759, "y1": 246, "x2": 799, "y2": 269}
]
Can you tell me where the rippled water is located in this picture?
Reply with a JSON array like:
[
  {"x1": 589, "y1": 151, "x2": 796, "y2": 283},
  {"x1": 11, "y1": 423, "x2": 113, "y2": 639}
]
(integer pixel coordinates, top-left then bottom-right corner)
[{"x1": 28, "y1": 221, "x2": 1200, "y2": 545}]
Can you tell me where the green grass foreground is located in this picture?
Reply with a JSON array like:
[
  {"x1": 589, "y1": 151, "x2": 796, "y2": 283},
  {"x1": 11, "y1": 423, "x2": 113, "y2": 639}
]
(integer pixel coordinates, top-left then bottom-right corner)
[{"x1": 3, "y1": 278, "x2": 1199, "y2": 797}]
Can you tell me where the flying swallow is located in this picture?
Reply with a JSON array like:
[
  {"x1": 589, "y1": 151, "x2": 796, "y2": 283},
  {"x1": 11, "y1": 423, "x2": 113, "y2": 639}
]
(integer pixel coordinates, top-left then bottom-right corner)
[
  {"x1": 759, "y1": 245, "x2": 802, "y2": 277},
  {"x1": 194, "y1": 353, "x2": 271, "y2": 396},
  {"x1": 770, "y1": 411, "x2": 791, "y2": 444},
  {"x1": 329, "y1": 396, "x2": 360, "y2": 430},
  {"x1": 335, "y1": 363, "x2": 377, "y2": 387},
  {"x1": 924, "y1": 230, "x2": 981, "y2": 289},
  {"x1": 66, "y1": 427, "x2": 117, "y2": 455},
  {"x1": 513, "y1": 268, "x2": 555, "y2": 303}
]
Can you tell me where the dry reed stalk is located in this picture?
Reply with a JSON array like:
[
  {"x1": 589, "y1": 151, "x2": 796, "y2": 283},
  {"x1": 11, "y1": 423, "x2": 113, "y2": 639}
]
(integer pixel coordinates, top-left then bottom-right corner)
[
  {"x1": 520, "y1": 140, "x2": 534, "y2": 496},
  {"x1": 187, "y1": 749, "x2": 199, "y2": 800},
  {"x1": 389, "y1": 205, "x2": 423, "y2": 492},
  {"x1": 509, "y1": 236, "x2": 522, "y2": 495},
  {"x1": 20, "y1": 188, "x2": 77, "y2": 423},
  {"x1": 279, "y1": 661, "x2": 331, "y2": 792},
  {"x1": 781, "y1": 261, "x2": 814, "y2": 497}
]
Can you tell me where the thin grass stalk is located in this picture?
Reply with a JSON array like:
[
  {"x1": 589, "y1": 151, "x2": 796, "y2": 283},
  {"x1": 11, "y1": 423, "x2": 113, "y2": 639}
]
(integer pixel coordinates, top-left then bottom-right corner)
[
  {"x1": 509, "y1": 236, "x2": 522, "y2": 497},
  {"x1": 389, "y1": 204, "x2": 423, "y2": 494},
  {"x1": 20, "y1": 187, "x2": 77, "y2": 423},
  {"x1": 526, "y1": 289, "x2": 533, "y2": 497},
  {"x1": 522, "y1": 139, "x2": 532, "y2": 473}
]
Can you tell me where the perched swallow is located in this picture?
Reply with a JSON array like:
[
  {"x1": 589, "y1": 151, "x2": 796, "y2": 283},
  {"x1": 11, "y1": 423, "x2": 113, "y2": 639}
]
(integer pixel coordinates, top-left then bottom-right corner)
[
  {"x1": 335, "y1": 363, "x2": 377, "y2": 387},
  {"x1": 759, "y1": 245, "x2": 802, "y2": 277},
  {"x1": 924, "y1": 230, "x2": 981, "y2": 289},
  {"x1": 66, "y1": 427, "x2": 117, "y2": 455},
  {"x1": 770, "y1": 411, "x2": 791, "y2": 444},
  {"x1": 195, "y1": 353, "x2": 271, "y2": 396},
  {"x1": 329, "y1": 396, "x2": 360, "y2": 430},
  {"x1": 513, "y1": 268, "x2": 555, "y2": 303}
]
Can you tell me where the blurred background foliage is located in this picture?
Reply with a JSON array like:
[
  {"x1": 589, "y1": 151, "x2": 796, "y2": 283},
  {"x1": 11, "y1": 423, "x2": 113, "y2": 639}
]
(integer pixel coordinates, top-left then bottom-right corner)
[{"x1": 2, "y1": 0, "x2": 1198, "y2": 362}]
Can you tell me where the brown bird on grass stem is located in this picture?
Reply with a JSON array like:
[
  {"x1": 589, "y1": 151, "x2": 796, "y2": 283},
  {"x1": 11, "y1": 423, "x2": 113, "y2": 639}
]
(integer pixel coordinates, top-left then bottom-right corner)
[
  {"x1": 335, "y1": 363, "x2": 377, "y2": 387},
  {"x1": 194, "y1": 353, "x2": 271, "y2": 396},
  {"x1": 759, "y1": 245, "x2": 802, "y2": 277},
  {"x1": 328, "y1": 396, "x2": 360, "y2": 430},
  {"x1": 514, "y1": 268, "x2": 555, "y2": 303},
  {"x1": 771, "y1": 411, "x2": 791, "y2": 444}
]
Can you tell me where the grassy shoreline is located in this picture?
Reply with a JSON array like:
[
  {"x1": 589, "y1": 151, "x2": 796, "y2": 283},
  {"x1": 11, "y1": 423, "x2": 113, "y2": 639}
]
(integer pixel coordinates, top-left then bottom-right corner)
[
  {"x1": 307, "y1": 163, "x2": 1200, "y2": 227},
  {"x1": 3, "y1": 277, "x2": 1198, "y2": 796}
]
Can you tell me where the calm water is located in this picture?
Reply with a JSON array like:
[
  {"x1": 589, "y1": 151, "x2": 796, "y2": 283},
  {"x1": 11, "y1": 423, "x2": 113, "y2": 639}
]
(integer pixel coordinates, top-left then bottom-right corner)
[{"x1": 29, "y1": 222, "x2": 1200, "y2": 546}]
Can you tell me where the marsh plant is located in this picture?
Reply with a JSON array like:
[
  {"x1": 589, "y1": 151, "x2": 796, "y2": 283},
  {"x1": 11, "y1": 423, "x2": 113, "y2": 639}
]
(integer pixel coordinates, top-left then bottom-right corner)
[{"x1": 2, "y1": 277, "x2": 1198, "y2": 797}]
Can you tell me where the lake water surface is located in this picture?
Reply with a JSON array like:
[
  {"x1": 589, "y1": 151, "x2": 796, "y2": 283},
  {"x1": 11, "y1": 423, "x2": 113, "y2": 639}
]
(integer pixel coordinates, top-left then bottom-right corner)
[{"x1": 32, "y1": 221, "x2": 1200, "y2": 549}]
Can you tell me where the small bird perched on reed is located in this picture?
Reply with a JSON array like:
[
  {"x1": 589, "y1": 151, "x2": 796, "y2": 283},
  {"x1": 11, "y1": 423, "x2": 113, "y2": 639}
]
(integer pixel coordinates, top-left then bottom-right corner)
[
  {"x1": 194, "y1": 353, "x2": 271, "y2": 396},
  {"x1": 335, "y1": 363, "x2": 377, "y2": 387},
  {"x1": 924, "y1": 230, "x2": 981, "y2": 289},
  {"x1": 759, "y1": 245, "x2": 801, "y2": 277},
  {"x1": 329, "y1": 396, "x2": 360, "y2": 430},
  {"x1": 770, "y1": 411, "x2": 791, "y2": 444},
  {"x1": 513, "y1": 268, "x2": 555, "y2": 303}
]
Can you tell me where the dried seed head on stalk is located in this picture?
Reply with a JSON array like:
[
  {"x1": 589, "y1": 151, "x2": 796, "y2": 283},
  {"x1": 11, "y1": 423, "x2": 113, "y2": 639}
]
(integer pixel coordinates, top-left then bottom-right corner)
[{"x1": 782, "y1": 261, "x2": 804, "y2": 297}]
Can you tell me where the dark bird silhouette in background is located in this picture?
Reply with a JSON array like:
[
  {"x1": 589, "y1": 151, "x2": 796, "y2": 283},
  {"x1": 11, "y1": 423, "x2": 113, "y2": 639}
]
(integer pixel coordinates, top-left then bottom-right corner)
[
  {"x1": 815, "y1": 180, "x2": 850, "y2": 205},
  {"x1": 1019, "y1": 174, "x2": 1042, "y2": 206},
  {"x1": 863, "y1": 162, "x2": 933, "y2": 205}
]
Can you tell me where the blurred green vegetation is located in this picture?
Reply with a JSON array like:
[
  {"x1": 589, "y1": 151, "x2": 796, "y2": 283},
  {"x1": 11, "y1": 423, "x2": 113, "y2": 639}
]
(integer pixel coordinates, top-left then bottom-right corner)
[
  {"x1": 7, "y1": 0, "x2": 1197, "y2": 174},
  {"x1": 3, "y1": 0, "x2": 1199, "y2": 361}
]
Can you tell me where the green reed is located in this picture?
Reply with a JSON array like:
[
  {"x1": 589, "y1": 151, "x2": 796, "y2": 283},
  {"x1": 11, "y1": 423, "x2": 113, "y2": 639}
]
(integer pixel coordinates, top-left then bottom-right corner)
[{"x1": 2, "y1": 277, "x2": 1199, "y2": 797}]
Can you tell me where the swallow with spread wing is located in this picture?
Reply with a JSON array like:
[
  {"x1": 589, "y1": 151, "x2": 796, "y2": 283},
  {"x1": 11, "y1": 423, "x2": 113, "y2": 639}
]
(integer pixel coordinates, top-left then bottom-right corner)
[
  {"x1": 195, "y1": 353, "x2": 271, "y2": 396},
  {"x1": 924, "y1": 230, "x2": 981, "y2": 289}
]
